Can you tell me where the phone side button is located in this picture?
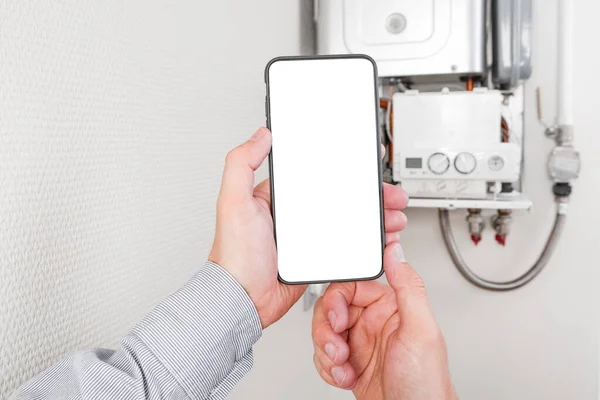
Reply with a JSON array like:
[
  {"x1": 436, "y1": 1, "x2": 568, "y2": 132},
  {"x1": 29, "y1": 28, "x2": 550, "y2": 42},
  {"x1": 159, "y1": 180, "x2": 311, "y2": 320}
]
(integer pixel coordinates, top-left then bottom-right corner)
[{"x1": 264, "y1": 97, "x2": 268, "y2": 125}]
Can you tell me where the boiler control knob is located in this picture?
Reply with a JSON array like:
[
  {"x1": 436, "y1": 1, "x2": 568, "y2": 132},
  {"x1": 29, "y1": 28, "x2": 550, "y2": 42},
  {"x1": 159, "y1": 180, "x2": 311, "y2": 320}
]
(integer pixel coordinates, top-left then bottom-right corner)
[
  {"x1": 454, "y1": 152, "x2": 477, "y2": 174},
  {"x1": 488, "y1": 155, "x2": 505, "y2": 171},
  {"x1": 428, "y1": 153, "x2": 450, "y2": 175}
]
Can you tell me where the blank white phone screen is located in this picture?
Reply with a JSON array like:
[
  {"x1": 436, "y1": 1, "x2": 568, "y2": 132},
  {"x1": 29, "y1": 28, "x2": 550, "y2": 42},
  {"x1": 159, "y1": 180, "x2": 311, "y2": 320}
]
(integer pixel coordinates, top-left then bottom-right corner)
[{"x1": 267, "y1": 57, "x2": 384, "y2": 283}]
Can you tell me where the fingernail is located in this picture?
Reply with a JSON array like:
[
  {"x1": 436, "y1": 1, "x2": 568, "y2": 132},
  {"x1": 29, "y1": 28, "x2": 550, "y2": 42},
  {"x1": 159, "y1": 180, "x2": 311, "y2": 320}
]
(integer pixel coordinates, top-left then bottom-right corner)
[
  {"x1": 250, "y1": 128, "x2": 267, "y2": 142},
  {"x1": 328, "y1": 310, "x2": 337, "y2": 330},
  {"x1": 332, "y1": 366, "x2": 346, "y2": 386},
  {"x1": 325, "y1": 343, "x2": 338, "y2": 363},
  {"x1": 394, "y1": 243, "x2": 406, "y2": 262}
]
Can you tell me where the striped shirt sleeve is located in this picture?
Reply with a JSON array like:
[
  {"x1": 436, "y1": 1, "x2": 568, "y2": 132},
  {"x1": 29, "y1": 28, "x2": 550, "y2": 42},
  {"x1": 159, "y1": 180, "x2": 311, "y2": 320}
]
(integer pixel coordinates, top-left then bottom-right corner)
[{"x1": 10, "y1": 261, "x2": 263, "y2": 400}]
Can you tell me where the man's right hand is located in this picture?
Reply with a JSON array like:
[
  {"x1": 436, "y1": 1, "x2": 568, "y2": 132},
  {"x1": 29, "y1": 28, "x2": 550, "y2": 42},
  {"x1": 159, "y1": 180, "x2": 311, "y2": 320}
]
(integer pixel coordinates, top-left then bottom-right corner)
[{"x1": 311, "y1": 242, "x2": 457, "y2": 400}]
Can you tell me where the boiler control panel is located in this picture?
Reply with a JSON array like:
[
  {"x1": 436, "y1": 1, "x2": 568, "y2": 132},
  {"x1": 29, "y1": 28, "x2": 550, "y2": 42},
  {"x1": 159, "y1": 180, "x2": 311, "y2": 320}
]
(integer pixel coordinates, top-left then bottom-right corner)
[{"x1": 393, "y1": 144, "x2": 521, "y2": 182}]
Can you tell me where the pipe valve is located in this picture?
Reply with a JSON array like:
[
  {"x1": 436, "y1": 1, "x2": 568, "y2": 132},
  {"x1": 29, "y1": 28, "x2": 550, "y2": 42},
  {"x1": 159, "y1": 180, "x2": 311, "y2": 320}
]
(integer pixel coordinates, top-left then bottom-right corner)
[
  {"x1": 492, "y1": 210, "x2": 512, "y2": 246},
  {"x1": 466, "y1": 209, "x2": 485, "y2": 245}
]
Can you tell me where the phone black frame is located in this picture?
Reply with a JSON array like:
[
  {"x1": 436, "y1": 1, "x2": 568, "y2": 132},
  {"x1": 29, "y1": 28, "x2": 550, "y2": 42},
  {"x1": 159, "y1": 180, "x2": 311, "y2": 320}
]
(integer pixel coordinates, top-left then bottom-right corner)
[{"x1": 264, "y1": 54, "x2": 385, "y2": 285}]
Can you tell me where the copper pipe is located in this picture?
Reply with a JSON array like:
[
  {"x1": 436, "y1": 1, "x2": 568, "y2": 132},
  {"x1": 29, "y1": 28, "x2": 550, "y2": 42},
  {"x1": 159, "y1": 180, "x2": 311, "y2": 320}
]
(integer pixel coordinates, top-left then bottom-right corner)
[
  {"x1": 389, "y1": 105, "x2": 394, "y2": 163},
  {"x1": 466, "y1": 78, "x2": 474, "y2": 91},
  {"x1": 388, "y1": 86, "x2": 394, "y2": 164},
  {"x1": 379, "y1": 97, "x2": 394, "y2": 164},
  {"x1": 501, "y1": 118, "x2": 509, "y2": 142}
]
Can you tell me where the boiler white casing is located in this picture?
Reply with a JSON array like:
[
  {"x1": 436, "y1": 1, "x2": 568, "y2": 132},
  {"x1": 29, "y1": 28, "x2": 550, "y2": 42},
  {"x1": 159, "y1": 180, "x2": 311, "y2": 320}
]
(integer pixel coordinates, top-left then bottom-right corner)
[{"x1": 315, "y1": 0, "x2": 487, "y2": 77}]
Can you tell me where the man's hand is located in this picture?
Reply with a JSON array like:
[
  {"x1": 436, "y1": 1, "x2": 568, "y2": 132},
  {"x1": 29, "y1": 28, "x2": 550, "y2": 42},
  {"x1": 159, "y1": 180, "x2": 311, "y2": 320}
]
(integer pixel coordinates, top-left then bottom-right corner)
[
  {"x1": 209, "y1": 127, "x2": 409, "y2": 329},
  {"x1": 312, "y1": 243, "x2": 457, "y2": 399}
]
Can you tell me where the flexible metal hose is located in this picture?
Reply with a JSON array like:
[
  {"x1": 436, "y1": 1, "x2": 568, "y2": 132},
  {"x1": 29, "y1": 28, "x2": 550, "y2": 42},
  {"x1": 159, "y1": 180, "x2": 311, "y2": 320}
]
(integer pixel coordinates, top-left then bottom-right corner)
[{"x1": 438, "y1": 202, "x2": 568, "y2": 291}]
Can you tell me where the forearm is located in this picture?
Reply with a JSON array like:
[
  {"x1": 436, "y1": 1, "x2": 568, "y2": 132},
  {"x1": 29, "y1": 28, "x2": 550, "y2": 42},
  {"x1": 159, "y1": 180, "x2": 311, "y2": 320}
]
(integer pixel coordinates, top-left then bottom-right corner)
[{"x1": 11, "y1": 261, "x2": 262, "y2": 400}]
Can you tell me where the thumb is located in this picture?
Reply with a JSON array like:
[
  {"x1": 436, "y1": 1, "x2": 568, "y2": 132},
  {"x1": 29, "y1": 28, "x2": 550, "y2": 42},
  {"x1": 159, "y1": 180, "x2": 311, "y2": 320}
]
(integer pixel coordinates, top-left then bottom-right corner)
[
  {"x1": 220, "y1": 127, "x2": 272, "y2": 203},
  {"x1": 384, "y1": 243, "x2": 438, "y2": 333}
]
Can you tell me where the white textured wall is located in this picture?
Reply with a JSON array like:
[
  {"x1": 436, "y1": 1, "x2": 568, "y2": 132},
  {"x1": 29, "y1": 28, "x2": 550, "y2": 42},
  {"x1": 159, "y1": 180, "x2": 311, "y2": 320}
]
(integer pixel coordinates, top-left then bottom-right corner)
[
  {"x1": 0, "y1": 1, "x2": 598, "y2": 400},
  {"x1": 0, "y1": 0, "x2": 310, "y2": 397}
]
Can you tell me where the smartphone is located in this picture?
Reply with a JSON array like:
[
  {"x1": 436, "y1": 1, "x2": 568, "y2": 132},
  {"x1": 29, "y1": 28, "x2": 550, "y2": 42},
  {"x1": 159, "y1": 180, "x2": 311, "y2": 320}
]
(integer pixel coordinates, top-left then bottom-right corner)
[{"x1": 265, "y1": 55, "x2": 384, "y2": 285}]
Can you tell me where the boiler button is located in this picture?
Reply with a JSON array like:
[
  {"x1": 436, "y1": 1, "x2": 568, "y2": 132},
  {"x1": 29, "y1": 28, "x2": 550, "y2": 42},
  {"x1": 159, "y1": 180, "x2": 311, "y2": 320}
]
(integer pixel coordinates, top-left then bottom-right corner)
[
  {"x1": 488, "y1": 155, "x2": 505, "y2": 171},
  {"x1": 386, "y1": 13, "x2": 407, "y2": 34}
]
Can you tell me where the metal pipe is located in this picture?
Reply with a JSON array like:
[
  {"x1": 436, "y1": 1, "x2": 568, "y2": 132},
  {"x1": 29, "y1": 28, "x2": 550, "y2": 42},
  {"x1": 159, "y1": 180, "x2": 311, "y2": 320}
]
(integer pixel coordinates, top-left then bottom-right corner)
[
  {"x1": 438, "y1": 199, "x2": 568, "y2": 291},
  {"x1": 557, "y1": 0, "x2": 574, "y2": 127}
]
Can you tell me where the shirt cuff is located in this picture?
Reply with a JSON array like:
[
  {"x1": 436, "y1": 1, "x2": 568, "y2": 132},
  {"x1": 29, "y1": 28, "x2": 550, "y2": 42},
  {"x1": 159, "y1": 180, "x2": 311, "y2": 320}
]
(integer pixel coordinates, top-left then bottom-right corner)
[{"x1": 130, "y1": 261, "x2": 262, "y2": 399}]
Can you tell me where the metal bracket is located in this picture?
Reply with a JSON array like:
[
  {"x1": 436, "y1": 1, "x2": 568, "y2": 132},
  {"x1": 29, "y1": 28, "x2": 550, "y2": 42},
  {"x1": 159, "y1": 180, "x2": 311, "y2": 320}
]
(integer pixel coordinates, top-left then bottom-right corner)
[{"x1": 303, "y1": 283, "x2": 328, "y2": 311}]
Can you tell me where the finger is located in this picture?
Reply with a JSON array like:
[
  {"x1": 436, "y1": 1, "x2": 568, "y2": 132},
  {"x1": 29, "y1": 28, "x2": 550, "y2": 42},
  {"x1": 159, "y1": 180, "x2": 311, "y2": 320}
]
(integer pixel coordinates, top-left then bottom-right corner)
[
  {"x1": 384, "y1": 209, "x2": 407, "y2": 232},
  {"x1": 312, "y1": 326, "x2": 350, "y2": 366},
  {"x1": 312, "y1": 297, "x2": 350, "y2": 365},
  {"x1": 219, "y1": 128, "x2": 272, "y2": 204},
  {"x1": 254, "y1": 178, "x2": 270, "y2": 195},
  {"x1": 313, "y1": 352, "x2": 337, "y2": 387},
  {"x1": 383, "y1": 183, "x2": 409, "y2": 210},
  {"x1": 313, "y1": 350, "x2": 357, "y2": 390},
  {"x1": 381, "y1": 144, "x2": 386, "y2": 159},
  {"x1": 386, "y1": 231, "x2": 401, "y2": 245},
  {"x1": 347, "y1": 305, "x2": 364, "y2": 330},
  {"x1": 322, "y1": 281, "x2": 389, "y2": 334},
  {"x1": 253, "y1": 178, "x2": 271, "y2": 208},
  {"x1": 384, "y1": 243, "x2": 438, "y2": 333},
  {"x1": 313, "y1": 299, "x2": 362, "y2": 365}
]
